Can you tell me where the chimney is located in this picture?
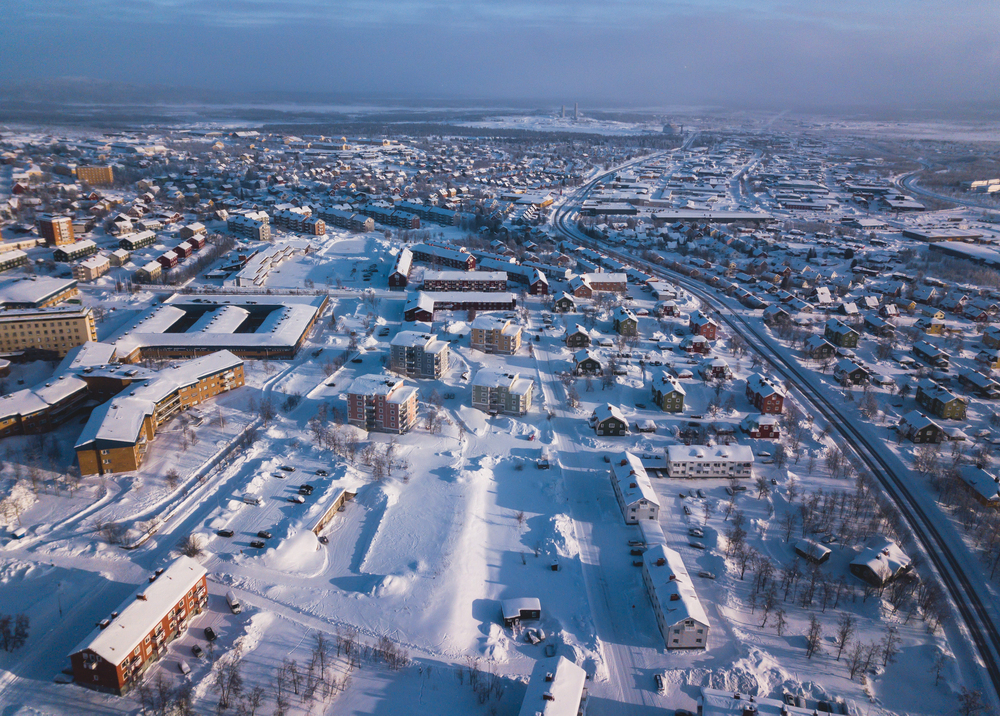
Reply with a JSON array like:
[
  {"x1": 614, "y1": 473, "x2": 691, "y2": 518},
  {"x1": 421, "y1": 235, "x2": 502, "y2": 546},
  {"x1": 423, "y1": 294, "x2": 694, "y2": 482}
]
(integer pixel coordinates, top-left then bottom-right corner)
[
  {"x1": 656, "y1": 558, "x2": 666, "y2": 567},
  {"x1": 136, "y1": 593, "x2": 147, "y2": 601},
  {"x1": 544, "y1": 672, "x2": 554, "y2": 682},
  {"x1": 542, "y1": 692, "x2": 555, "y2": 702}
]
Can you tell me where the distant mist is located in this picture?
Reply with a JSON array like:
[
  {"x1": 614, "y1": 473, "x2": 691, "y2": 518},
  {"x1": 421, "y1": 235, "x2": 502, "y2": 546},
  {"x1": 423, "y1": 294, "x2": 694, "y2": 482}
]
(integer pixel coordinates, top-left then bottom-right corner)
[{"x1": 2, "y1": 0, "x2": 997, "y2": 113}]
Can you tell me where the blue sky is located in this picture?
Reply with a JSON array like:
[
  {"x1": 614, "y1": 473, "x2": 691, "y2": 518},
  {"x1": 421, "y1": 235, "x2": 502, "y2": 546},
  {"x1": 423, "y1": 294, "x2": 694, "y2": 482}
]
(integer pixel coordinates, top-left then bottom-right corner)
[{"x1": 3, "y1": 0, "x2": 997, "y2": 108}]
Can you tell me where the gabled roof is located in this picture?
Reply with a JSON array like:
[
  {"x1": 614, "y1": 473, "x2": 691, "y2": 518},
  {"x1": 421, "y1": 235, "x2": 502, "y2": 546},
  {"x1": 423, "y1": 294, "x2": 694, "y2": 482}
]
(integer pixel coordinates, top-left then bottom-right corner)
[
  {"x1": 611, "y1": 452, "x2": 659, "y2": 508},
  {"x1": 642, "y1": 544, "x2": 709, "y2": 626}
]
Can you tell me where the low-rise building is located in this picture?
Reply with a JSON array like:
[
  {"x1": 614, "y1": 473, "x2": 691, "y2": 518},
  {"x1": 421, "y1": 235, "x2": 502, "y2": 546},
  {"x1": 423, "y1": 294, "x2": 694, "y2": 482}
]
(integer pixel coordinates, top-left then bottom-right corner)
[
  {"x1": 553, "y1": 292, "x2": 577, "y2": 313},
  {"x1": 915, "y1": 379, "x2": 967, "y2": 419},
  {"x1": 75, "y1": 351, "x2": 245, "y2": 475},
  {"x1": 958, "y1": 370, "x2": 1000, "y2": 399},
  {"x1": 471, "y1": 370, "x2": 533, "y2": 415},
  {"x1": 73, "y1": 254, "x2": 111, "y2": 282},
  {"x1": 912, "y1": 340, "x2": 950, "y2": 369},
  {"x1": 574, "y1": 349, "x2": 603, "y2": 375},
  {"x1": 516, "y1": 656, "x2": 588, "y2": 716},
  {"x1": 740, "y1": 414, "x2": 780, "y2": 439},
  {"x1": 849, "y1": 535, "x2": 912, "y2": 588},
  {"x1": 75, "y1": 165, "x2": 115, "y2": 186},
  {"x1": 824, "y1": 319, "x2": 859, "y2": 348},
  {"x1": 592, "y1": 403, "x2": 629, "y2": 436},
  {"x1": 119, "y1": 230, "x2": 157, "y2": 251},
  {"x1": 803, "y1": 335, "x2": 836, "y2": 360},
  {"x1": 689, "y1": 311, "x2": 719, "y2": 340},
  {"x1": 565, "y1": 325, "x2": 591, "y2": 348},
  {"x1": 745, "y1": 373, "x2": 785, "y2": 414},
  {"x1": 69, "y1": 556, "x2": 208, "y2": 695},
  {"x1": 613, "y1": 306, "x2": 638, "y2": 336},
  {"x1": 346, "y1": 373, "x2": 418, "y2": 434},
  {"x1": 422, "y1": 270, "x2": 507, "y2": 292},
  {"x1": 642, "y1": 544, "x2": 709, "y2": 649},
  {"x1": 958, "y1": 466, "x2": 1000, "y2": 507},
  {"x1": 410, "y1": 243, "x2": 475, "y2": 270},
  {"x1": 650, "y1": 372, "x2": 685, "y2": 412},
  {"x1": 0, "y1": 250, "x2": 28, "y2": 273},
  {"x1": 897, "y1": 410, "x2": 944, "y2": 444},
  {"x1": 610, "y1": 452, "x2": 659, "y2": 523},
  {"x1": 666, "y1": 444, "x2": 754, "y2": 479},
  {"x1": 388, "y1": 247, "x2": 413, "y2": 289},
  {"x1": 389, "y1": 331, "x2": 450, "y2": 379},
  {"x1": 53, "y1": 239, "x2": 99, "y2": 262}
]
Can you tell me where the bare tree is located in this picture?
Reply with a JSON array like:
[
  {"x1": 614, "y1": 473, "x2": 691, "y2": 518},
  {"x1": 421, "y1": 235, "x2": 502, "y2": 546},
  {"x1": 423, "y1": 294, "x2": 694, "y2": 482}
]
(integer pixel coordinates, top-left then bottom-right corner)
[
  {"x1": 179, "y1": 533, "x2": 203, "y2": 558},
  {"x1": 805, "y1": 615, "x2": 823, "y2": 659},
  {"x1": 835, "y1": 613, "x2": 856, "y2": 661}
]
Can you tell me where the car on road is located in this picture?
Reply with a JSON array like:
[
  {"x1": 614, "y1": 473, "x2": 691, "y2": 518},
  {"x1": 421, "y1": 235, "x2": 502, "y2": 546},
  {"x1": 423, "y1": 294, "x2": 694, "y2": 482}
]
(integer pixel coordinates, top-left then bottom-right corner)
[
  {"x1": 250, "y1": 540, "x2": 266, "y2": 548},
  {"x1": 628, "y1": 539, "x2": 645, "y2": 546},
  {"x1": 279, "y1": 465, "x2": 296, "y2": 472},
  {"x1": 315, "y1": 469, "x2": 328, "y2": 476},
  {"x1": 217, "y1": 529, "x2": 235, "y2": 538},
  {"x1": 288, "y1": 495, "x2": 306, "y2": 504},
  {"x1": 191, "y1": 644, "x2": 204, "y2": 658},
  {"x1": 257, "y1": 530, "x2": 272, "y2": 539},
  {"x1": 654, "y1": 673, "x2": 664, "y2": 693},
  {"x1": 603, "y1": 455, "x2": 610, "y2": 463},
  {"x1": 698, "y1": 571, "x2": 716, "y2": 580},
  {"x1": 204, "y1": 627, "x2": 217, "y2": 641}
]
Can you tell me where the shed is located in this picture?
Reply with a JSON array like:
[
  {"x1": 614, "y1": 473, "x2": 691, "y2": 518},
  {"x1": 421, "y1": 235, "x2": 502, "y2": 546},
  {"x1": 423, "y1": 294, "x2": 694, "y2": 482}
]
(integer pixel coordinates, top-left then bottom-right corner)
[{"x1": 501, "y1": 597, "x2": 541, "y2": 627}]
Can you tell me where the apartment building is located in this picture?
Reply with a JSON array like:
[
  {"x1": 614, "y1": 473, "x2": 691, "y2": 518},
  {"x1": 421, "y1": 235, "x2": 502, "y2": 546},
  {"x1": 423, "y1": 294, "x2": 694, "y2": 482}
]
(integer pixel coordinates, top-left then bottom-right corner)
[
  {"x1": 0, "y1": 306, "x2": 97, "y2": 356},
  {"x1": 409, "y1": 243, "x2": 475, "y2": 270},
  {"x1": 73, "y1": 255, "x2": 111, "y2": 282},
  {"x1": 118, "y1": 230, "x2": 157, "y2": 251},
  {"x1": 470, "y1": 315, "x2": 522, "y2": 354},
  {"x1": 0, "y1": 250, "x2": 28, "y2": 274},
  {"x1": 315, "y1": 207, "x2": 374, "y2": 233},
  {"x1": 610, "y1": 452, "x2": 660, "y2": 523},
  {"x1": 666, "y1": 444, "x2": 754, "y2": 479},
  {"x1": 36, "y1": 214, "x2": 75, "y2": 246},
  {"x1": 471, "y1": 370, "x2": 533, "y2": 415},
  {"x1": 75, "y1": 351, "x2": 245, "y2": 476},
  {"x1": 389, "y1": 330, "x2": 450, "y2": 379},
  {"x1": 403, "y1": 292, "x2": 517, "y2": 322},
  {"x1": 0, "y1": 373, "x2": 90, "y2": 437},
  {"x1": 53, "y1": 240, "x2": 99, "y2": 262},
  {"x1": 642, "y1": 545, "x2": 709, "y2": 649},
  {"x1": 272, "y1": 207, "x2": 326, "y2": 235},
  {"x1": 226, "y1": 211, "x2": 271, "y2": 241},
  {"x1": 422, "y1": 270, "x2": 507, "y2": 292},
  {"x1": 69, "y1": 556, "x2": 208, "y2": 695},
  {"x1": 389, "y1": 247, "x2": 413, "y2": 289},
  {"x1": 517, "y1": 656, "x2": 588, "y2": 716},
  {"x1": 75, "y1": 165, "x2": 115, "y2": 186},
  {"x1": 346, "y1": 373, "x2": 418, "y2": 434},
  {"x1": 915, "y1": 378, "x2": 968, "y2": 420},
  {"x1": 0, "y1": 277, "x2": 79, "y2": 309}
]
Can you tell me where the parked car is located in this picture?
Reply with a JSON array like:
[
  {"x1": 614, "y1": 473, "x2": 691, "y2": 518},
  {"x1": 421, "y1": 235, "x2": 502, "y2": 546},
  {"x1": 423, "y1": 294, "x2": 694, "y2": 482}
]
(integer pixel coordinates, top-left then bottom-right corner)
[
  {"x1": 654, "y1": 673, "x2": 665, "y2": 693},
  {"x1": 319, "y1": 535, "x2": 329, "y2": 544},
  {"x1": 696, "y1": 488, "x2": 706, "y2": 498},
  {"x1": 351, "y1": 358, "x2": 363, "y2": 364},
  {"x1": 698, "y1": 571, "x2": 716, "y2": 580},
  {"x1": 683, "y1": 506, "x2": 692, "y2": 516},
  {"x1": 178, "y1": 661, "x2": 191, "y2": 675},
  {"x1": 257, "y1": 530, "x2": 272, "y2": 539},
  {"x1": 204, "y1": 627, "x2": 217, "y2": 641},
  {"x1": 288, "y1": 495, "x2": 305, "y2": 504},
  {"x1": 628, "y1": 539, "x2": 645, "y2": 546},
  {"x1": 250, "y1": 540, "x2": 266, "y2": 549},
  {"x1": 299, "y1": 484, "x2": 315, "y2": 495},
  {"x1": 688, "y1": 527, "x2": 704, "y2": 538},
  {"x1": 279, "y1": 465, "x2": 296, "y2": 472},
  {"x1": 191, "y1": 645, "x2": 203, "y2": 658},
  {"x1": 689, "y1": 542, "x2": 705, "y2": 550},
  {"x1": 217, "y1": 529, "x2": 234, "y2": 538},
  {"x1": 315, "y1": 469, "x2": 328, "y2": 476}
]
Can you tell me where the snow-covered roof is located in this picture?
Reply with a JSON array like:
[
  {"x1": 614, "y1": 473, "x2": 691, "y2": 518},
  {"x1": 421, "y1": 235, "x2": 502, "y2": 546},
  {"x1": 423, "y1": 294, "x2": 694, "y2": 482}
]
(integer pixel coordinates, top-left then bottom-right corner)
[
  {"x1": 347, "y1": 372, "x2": 405, "y2": 397},
  {"x1": 611, "y1": 452, "x2": 659, "y2": 508},
  {"x1": 501, "y1": 597, "x2": 541, "y2": 621},
  {"x1": 390, "y1": 330, "x2": 438, "y2": 348},
  {"x1": 472, "y1": 369, "x2": 517, "y2": 389},
  {"x1": 746, "y1": 372, "x2": 785, "y2": 398},
  {"x1": 75, "y1": 396, "x2": 154, "y2": 449},
  {"x1": 424, "y1": 270, "x2": 506, "y2": 282},
  {"x1": 593, "y1": 403, "x2": 626, "y2": 425},
  {"x1": 517, "y1": 656, "x2": 587, "y2": 716},
  {"x1": 188, "y1": 305, "x2": 250, "y2": 334},
  {"x1": 642, "y1": 544, "x2": 708, "y2": 626},
  {"x1": 0, "y1": 276, "x2": 78, "y2": 308},
  {"x1": 666, "y1": 444, "x2": 754, "y2": 464},
  {"x1": 70, "y1": 556, "x2": 207, "y2": 665},
  {"x1": 959, "y1": 466, "x2": 1000, "y2": 504},
  {"x1": 652, "y1": 371, "x2": 686, "y2": 395},
  {"x1": 851, "y1": 535, "x2": 910, "y2": 582},
  {"x1": 700, "y1": 687, "x2": 817, "y2": 716},
  {"x1": 794, "y1": 538, "x2": 831, "y2": 561}
]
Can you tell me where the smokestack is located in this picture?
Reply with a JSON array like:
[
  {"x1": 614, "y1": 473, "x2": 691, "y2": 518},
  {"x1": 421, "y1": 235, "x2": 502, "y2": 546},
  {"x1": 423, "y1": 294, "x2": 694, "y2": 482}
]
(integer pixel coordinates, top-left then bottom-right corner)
[{"x1": 574, "y1": 103, "x2": 579, "y2": 120}]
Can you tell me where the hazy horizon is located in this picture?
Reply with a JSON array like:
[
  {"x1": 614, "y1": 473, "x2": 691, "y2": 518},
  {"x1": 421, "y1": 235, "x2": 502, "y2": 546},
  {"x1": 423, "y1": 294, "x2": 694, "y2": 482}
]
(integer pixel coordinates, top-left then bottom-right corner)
[{"x1": 3, "y1": 0, "x2": 998, "y2": 112}]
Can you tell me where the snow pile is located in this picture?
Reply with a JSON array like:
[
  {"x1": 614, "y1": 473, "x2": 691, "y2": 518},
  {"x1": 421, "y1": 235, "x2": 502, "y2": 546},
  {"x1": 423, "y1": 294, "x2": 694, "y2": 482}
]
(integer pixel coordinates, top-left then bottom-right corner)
[
  {"x1": 0, "y1": 480, "x2": 35, "y2": 529},
  {"x1": 260, "y1": 528, "x2": 327, "y2": 577}
]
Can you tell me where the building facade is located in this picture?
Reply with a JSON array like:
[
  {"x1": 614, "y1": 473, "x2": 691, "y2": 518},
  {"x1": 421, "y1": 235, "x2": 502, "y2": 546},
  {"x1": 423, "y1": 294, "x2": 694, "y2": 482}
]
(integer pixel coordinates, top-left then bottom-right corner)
[
  {"x1": 36, "y1": 214, "x2": 75, "y2": 246},
  {"x1": 346, "y1": 373, "x2": 418, "y2": 434},
  {"x1": 470, "y1": 316, "x2": 522, "y2": 354},
  {"x1": 389, "y1": 331, "x2": 450, "y2": 379},
  {"x1": 0, "y1": 306, "x2": 97, "y2": 356},
  {"x1": 471, "y1": 370, "x2": 533, "y2": 415}
]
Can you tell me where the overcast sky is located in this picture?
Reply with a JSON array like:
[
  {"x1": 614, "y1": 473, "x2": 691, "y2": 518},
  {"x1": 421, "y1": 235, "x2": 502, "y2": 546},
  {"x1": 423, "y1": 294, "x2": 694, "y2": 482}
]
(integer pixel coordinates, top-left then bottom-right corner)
[{"x1": 3, "y1": 0, "x2": 998, "y2": 109}]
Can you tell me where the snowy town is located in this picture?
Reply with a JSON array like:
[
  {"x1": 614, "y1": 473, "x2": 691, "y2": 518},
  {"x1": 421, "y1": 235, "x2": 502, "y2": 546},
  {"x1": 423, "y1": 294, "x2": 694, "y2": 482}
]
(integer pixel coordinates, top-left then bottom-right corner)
[{"x1": 0, "y1": 111, "x2": 998, "y2": 716}]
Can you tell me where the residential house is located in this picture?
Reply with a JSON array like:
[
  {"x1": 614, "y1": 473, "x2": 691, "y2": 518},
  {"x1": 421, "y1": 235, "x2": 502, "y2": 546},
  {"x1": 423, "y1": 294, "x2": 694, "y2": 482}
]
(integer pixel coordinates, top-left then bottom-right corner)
[
  {"x1": 553, "y1": 292, "x2": 577, "y2": 313},
  {"x1": 679, "y1": 334, "x2": 711, "y2": 354},
  {"x1": 740, "y1": 414, "x2": 780, "y2": 439},
  {"x1": 574, "y1": 349, "x2": 603, "y2": 375},
  {"x1": 565, "y1": 325, "x2": 591, "y2": 348},
  {"x1": 689, "y1": 311, "x2": 719, "y2": 340},
  {"x1": 916, "y1": 379, "x2": 968, "y2": 419},
  {"x1": 592, "y1": 404, "x2": 629, "y2": 436},
  {"x1": 850, "y1": 535, "x2": 912, "y2": 588},
  {"x1": 898, "y1": 410, "x2": 944, "y2": 444},
  {"x1": 745, "y1": 373, "x2": 786, "y2": 414},
  {"x1": 958, "y1": 466, "x2": 1000, "y2": 508},
  {"x1": 650, "y1": 372, "x2": 686, "y2": 413},
  {"x1": 698, "y1": 357, "x2": 731, "y2": 380},
  {"x1": 834, "y1": 358, "x2": 870, "y2": 386},
  {"x1": 824, "y1": 319, "x2": 859, "y2": 348},
  {"x1": 613, "y1": 306, "x2": 638, "y2": 336},
  {"x1": 803, "y1": 335, "x2": 836, "y2": 360},
  {"x1": 665, "y1": 444, "x2": 754, "y2": 479},
  {"x1": 516, "y1": 657, "x2": 588, "y2": 716},
  {"x1": 912, "y1": 341, "x2": 950, "y2": 369}
]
